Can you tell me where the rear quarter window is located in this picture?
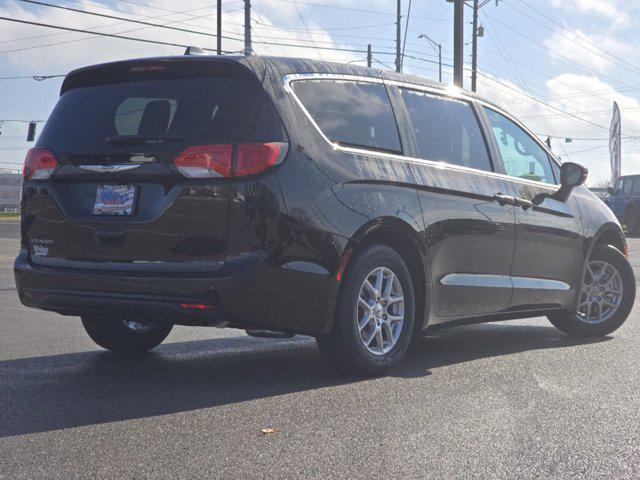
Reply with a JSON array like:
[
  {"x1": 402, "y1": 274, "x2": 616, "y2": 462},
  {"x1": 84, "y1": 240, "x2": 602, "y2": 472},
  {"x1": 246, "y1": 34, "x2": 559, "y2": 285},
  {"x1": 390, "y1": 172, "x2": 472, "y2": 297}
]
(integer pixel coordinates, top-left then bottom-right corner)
[{"x1": 291, "y1": 79, "x2": 402, "y2": 153}]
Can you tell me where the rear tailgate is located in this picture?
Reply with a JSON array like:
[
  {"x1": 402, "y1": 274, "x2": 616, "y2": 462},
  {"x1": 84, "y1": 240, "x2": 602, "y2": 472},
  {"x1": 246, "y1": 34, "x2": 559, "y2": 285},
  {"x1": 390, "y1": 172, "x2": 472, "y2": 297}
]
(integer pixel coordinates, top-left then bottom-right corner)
[{"x1": 23, "y1": 59, "x2": 286, "y2": 269}]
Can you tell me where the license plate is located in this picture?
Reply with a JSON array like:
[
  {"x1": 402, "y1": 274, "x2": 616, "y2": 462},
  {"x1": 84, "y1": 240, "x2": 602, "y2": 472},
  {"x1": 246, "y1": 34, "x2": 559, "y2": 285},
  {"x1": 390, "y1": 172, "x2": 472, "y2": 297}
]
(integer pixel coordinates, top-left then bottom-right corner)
[{"x1": 93, "y1": 185, "x2": 137, "y2": 216}]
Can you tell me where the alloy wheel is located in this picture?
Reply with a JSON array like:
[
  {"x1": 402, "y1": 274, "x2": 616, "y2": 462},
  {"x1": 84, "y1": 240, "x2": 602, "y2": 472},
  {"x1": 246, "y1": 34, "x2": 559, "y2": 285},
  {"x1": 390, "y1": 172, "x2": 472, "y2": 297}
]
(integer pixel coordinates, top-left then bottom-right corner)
[
  {"x1": 577, "y1": 260, "x2": 624, "y2": 324},
  {"x1": 356, "y1": 267, "x2": 405, "y2": 355}
]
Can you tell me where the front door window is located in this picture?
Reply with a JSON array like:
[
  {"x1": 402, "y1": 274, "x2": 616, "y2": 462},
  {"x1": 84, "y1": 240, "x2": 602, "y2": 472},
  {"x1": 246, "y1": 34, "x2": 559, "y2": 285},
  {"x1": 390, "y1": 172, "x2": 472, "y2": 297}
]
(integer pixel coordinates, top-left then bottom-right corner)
[{"x1": 484, "y1": 108, "x2": 556, "y2": 184}]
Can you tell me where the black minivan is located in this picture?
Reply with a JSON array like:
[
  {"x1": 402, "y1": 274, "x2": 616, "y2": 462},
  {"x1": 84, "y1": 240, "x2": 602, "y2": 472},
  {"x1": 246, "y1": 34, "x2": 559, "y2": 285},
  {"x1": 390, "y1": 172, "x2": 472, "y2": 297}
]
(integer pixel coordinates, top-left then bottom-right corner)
[{"x1": 15, "y1": 55, "x2": 635, "y2": 374}]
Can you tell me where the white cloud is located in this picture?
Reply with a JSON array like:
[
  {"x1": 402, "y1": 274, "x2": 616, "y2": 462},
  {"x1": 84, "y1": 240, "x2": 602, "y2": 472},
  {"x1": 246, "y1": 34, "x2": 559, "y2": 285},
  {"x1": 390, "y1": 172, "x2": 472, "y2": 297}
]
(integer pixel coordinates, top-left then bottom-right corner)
[
  {"x1": 550, "y1": 0, "x2": 629, "y2": 26},
  {"x1": 543, "y1": 28, "x2": 633, "y2": 73}
]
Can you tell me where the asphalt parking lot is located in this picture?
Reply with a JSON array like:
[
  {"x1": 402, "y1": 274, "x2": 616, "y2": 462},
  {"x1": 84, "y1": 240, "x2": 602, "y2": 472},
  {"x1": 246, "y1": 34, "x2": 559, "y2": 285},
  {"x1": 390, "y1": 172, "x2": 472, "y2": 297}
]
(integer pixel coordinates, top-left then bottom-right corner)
[{"x1": 1, "y1": 220, "x2": 640, "y2": 479}]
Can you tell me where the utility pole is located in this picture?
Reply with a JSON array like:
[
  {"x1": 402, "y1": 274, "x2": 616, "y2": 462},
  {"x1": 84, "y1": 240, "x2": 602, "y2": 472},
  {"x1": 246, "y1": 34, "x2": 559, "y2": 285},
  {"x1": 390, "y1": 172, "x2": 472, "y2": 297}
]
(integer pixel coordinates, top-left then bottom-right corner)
[
  {"x1": 367, "y1": 44, "x2": 372, "y2": 68},
  {"x1": 395, "y1": 0, "x2": 402, "y2": 73},
  {"x1": 471, "y1": 0, "x2": 479, "y2": 91},
  {"x1": 216, "y1": 0, "x2": 222, "y2": 55},
  {"x1": 453, "y1": 0, "x2": 464, "y2": 88},
  {"x1": 244, "y1": 0, "x2": 252, "y2": 56}
]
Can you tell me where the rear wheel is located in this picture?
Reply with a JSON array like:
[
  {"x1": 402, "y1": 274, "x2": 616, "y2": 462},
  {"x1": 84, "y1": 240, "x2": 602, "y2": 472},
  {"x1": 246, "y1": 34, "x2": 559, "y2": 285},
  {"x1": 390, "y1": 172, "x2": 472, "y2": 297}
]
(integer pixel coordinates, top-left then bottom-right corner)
[
  {"x1": 81, "y1": 316, "x2": 173, "y2": 353},
  {"x1": 548, "y1": 245, "x2": 635, "y2": 337},
  {"x1": 316, "y1": 244, "x2": 415, "y2": 376}
]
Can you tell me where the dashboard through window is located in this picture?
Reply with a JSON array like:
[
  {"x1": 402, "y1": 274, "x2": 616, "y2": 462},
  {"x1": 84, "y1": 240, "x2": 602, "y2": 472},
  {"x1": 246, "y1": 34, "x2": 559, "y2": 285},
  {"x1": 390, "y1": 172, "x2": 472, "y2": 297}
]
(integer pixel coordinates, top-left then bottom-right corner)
[
  {"x1": 290, "y1": 79, "x2": 402, "y2": 153},
  {"x1": 484, "y1": 108, "x2": 556, "y2": 184},
  {"x1": 400, "y1": 88, "x2": 492, "y2": 172}
]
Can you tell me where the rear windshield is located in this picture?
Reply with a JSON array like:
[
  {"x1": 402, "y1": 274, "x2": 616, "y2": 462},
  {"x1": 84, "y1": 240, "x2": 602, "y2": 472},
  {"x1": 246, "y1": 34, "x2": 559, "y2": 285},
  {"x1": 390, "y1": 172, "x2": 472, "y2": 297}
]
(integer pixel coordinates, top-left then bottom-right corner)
[{"x1": 38, "y1": 77, "x2": 284, "y2": 155}]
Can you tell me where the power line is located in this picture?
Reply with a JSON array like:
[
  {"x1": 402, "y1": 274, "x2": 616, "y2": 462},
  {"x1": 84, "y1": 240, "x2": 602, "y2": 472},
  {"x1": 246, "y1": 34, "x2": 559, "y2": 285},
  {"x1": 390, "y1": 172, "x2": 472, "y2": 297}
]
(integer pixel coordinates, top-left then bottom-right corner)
[
  {"x1": 0, "y1": 119, "x2": 46, "y2": 123},
  {"x1": 474, "y1": 70, "x2": 637, "y2": 139},
  {"x1": 0, "y1": 74, "x2": 64, "y2": 81},
  {"x1": 477, "y1": 43, "x2": 631, "y2": 107},
  {"x1": 250, "y1": 6, "x2": 287, "y2": 57},
  {"x1": 482, "y1": 11, "x2": 637, "y2": 91},
  {"x1": 2, "y1": 6, "x2": 631, "y2": 144},
  {"x1": 0, "y1": 14, "x2": 381, "y2": 56},
  {"x1": 522, "y1": 106, "x2": 640, "y2": 120},
  {"x1": 0, "y1": 16, "x2": 242, "y2": 54},
  {"x1": 4, "y1": 0, "x2": 237, "y2": 46},
  {"x1": 15, "y1": 0, "x2": 238, "y2": 43},
  {"x1": 263, "y1": 0, "x2": 449, "y2": 21},
  {"x1": 252, "y1": 20, "x2": 396, "y2": 32},
  {"x1": 292, "y1": 1, "x2": 323, "y2": 59},
  {"x1": 481, "y1": 13, "x2": 567, "y2": 157}
]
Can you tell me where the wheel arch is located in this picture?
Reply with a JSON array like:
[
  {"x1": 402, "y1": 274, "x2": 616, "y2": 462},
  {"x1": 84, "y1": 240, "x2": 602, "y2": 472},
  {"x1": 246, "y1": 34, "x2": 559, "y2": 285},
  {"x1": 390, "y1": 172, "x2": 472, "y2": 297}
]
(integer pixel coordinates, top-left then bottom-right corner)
[
  {"x1": 590, "y1": 223, "x2": 627, "y2": 257},
  {"x1": 569, "y1": 223, "x2": 628, "y2": 313},
  {"x1": 336, "y1": 217, "x2": 430, "y2": 333}
]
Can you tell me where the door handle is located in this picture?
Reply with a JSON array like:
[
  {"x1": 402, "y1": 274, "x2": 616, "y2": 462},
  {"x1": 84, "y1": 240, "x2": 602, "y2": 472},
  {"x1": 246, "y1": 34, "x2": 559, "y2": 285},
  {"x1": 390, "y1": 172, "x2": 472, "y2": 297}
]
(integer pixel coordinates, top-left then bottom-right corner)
[
  {"x1": 493, "y1": 193, "x2": 518, "y2": 206},
  {"x1": 515, "y1": 197, "x2": 534, "y2": 210}
]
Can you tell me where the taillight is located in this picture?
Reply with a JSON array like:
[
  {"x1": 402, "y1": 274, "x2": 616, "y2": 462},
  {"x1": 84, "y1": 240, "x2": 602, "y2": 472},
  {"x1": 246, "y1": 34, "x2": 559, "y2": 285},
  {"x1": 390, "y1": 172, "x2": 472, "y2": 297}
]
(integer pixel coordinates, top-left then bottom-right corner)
[
  {"x1": 174, "y1": 143, "x2": 287, "y2": 178},
  {"x1": 235, "y1": 143, "x2": 285, "y2": 176},
  {"x1": 174, "y1": 144, "x2": 233, "y2": 178},
  {"x1": 23, "y1": 148, "x2": 58, "y2": 180}
]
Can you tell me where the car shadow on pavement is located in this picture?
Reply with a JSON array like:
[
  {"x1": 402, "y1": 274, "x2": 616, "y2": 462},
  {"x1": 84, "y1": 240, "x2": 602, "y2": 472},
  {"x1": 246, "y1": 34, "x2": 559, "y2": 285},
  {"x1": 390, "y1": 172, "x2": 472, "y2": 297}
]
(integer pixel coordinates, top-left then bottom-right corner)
[{"x1": 0, "y1": 322, "x2": 608, "y2": 438}]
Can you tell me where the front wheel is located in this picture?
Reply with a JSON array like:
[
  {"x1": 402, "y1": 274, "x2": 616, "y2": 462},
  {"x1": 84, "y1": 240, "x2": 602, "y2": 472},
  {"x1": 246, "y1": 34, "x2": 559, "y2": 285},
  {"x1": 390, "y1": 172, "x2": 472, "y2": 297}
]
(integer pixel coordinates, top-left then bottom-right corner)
[
  {"x1": 548, "y1": 245, "x2": 635, "y2": 337},
  {"x1": 626, "y1": 211, "x2": 640, "y2": 235},
  {"x1": 316, "y1": 244, "x2": 415, "y2": 376},
  {"x1": 81, "y1": 316, "x2": 173, "y2": 353}
]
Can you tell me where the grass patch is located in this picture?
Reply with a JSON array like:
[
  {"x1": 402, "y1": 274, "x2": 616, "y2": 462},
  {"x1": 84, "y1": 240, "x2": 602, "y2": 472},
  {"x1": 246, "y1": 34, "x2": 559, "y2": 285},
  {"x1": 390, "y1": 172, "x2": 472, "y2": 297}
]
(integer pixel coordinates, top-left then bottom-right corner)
[{"x1": 0, "y1": 213, "x2": 20, "y2": 221}]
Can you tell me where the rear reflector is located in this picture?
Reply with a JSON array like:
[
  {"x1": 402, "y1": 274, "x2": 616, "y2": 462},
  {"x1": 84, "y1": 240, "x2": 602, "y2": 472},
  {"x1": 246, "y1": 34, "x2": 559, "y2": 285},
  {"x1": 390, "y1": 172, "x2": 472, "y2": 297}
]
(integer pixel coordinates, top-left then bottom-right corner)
[
  {"x1": 180, "y1": 303, "x2": 215, "y2": 311},
  {"x1": 23, "y1": 148, "x2": 58, "y2": 180},
  {"x1": 174, "y1": 144, "x2": 233, "y2": 178},
  {"x1": 174, "y1": 143, "x2": 287, "y2": 178}
]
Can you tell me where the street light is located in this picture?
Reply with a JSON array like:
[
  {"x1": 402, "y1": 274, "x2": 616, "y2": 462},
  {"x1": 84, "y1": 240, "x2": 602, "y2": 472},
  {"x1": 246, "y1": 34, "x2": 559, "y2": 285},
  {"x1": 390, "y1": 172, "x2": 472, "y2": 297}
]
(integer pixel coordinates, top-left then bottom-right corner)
[{"x1": 418, "y1": 33, "x2": 443, "y2": 83}]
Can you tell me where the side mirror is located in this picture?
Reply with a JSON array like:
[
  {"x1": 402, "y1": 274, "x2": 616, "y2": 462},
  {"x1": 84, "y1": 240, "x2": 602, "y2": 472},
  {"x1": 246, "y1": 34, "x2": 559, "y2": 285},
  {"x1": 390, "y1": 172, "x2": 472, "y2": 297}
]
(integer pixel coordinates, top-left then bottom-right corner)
[
  {"x1": 607, "y1": 186, "x2": 614, "y2": 195},
  {"x1": 552, "y1": 162, "x2": 588, "y2": 203},
  {"x1": 560, "y1": 162, "x2": 588, "y2": 188}
]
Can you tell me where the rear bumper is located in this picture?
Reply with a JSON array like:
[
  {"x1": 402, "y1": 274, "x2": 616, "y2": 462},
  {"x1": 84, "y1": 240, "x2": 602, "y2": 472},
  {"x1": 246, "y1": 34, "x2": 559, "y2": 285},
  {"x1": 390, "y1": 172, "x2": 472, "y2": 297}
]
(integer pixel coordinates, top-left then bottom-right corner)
[{"x1": 14, "y1": 250, "x2": 339, "y2": 334}]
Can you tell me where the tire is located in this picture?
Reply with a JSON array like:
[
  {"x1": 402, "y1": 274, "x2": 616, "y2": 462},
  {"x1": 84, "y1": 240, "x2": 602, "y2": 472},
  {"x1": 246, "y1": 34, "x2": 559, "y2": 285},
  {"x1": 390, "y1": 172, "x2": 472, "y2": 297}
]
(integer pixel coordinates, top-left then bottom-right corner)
[
  {"x1": 316, "y1": 244, "x2": 415, "y2": 376},
  {"x1": 627, "y1": 211, "x2": 640, "y2": 235},
  {"x1": 548, "y1": 245, "x2": 635, "y2": 337},
  {"x1": 81, "y1": 316, "x2": 173, "y2": 353}
]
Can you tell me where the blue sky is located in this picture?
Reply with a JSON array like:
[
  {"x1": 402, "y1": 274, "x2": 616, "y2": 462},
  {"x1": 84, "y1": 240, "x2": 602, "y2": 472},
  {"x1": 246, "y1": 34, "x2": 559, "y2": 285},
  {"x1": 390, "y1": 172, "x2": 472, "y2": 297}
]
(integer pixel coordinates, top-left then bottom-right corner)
[{"x1": 1, "y1": 0, "x2": 639, "y2": 185}]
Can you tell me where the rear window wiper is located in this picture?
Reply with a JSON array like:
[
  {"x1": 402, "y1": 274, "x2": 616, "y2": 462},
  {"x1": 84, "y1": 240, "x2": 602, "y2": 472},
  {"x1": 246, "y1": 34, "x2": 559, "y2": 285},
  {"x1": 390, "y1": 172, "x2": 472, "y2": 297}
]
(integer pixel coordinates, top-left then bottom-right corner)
[{"x1": 105, "y1": 135, "x2": 183, "y2": 147}]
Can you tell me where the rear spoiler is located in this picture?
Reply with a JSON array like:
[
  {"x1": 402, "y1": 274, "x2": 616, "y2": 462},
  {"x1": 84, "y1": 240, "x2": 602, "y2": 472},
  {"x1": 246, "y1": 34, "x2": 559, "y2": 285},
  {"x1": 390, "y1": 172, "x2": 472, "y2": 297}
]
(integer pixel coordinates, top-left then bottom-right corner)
[{"x1": 61, "y1": 56, "x2": 258, "y2": 94}]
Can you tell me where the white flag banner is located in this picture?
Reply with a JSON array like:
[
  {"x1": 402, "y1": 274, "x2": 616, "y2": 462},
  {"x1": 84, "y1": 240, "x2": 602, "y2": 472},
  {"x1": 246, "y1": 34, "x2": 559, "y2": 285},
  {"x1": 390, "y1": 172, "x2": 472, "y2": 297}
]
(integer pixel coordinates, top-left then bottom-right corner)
[{"x1": 610, "y1": 101, "x2": 621, "y2": 188}]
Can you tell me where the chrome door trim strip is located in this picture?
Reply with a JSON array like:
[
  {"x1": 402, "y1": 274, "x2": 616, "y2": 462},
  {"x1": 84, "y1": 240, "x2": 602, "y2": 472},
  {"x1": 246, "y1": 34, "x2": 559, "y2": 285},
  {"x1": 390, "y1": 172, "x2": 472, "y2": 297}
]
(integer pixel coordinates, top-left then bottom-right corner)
[
  {"x1": 440, "y1": 273, "x2": 512, "y2": 288},
  {"x1": 440, "y1": 273, "x2": 570, "y2": 291},
  {"x1": 282, "y1": 73, "x2": 560, "y2": 189},
  {"x1": 78, "y1": 164, "x2": 142, "y2": 173},
  {"x1": 511, "y1": 277, "x2": 571, "y2": 291}
]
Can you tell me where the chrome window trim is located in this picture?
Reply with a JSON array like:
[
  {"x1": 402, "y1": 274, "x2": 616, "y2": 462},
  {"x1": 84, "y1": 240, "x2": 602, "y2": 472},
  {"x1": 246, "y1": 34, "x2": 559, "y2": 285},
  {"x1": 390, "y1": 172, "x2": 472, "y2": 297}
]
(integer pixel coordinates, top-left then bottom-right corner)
[
  {"x1": 283, "y1": 73, "x2": 560, "y2": 189},
  {"x1": 440, "y1": 273, "x2": 570, "y2": 291}
]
